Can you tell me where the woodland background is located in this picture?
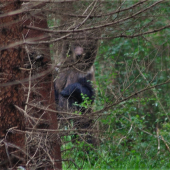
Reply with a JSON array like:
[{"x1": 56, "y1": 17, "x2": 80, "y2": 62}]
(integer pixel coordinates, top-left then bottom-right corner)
[{"x1": 0, "y1": 0, "x2": 170, "y2": 169}]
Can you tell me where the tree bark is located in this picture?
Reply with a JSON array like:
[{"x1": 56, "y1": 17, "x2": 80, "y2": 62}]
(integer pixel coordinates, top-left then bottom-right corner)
[
  {"x1": 0, "y1": 1, "x2": 25, "y2": 168},
  {"x1": 23, "y1": 2, "x2": 62, "y2": 169}
]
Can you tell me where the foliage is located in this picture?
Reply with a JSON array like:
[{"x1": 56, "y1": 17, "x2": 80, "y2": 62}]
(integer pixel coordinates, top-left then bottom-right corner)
[
  {"x1": 62, "y1": 9, "x2": 170, "y2": 169},
  {"x1": 74, "y1": 93, "x2": 93, "y2": 110}
]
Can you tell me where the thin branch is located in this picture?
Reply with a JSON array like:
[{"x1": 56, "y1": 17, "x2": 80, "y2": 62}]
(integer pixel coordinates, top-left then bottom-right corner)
[
  {"x1": 21, "y1": 0, "x2": 80, "y2": 2},
  {"x1": 0, "y1": 33, "x2": 72, "y2": 49},
  {"x1": 135, "y1": 60, "x2": 167, "y2": 116},
  {"x1": 161, "y1": 135, "x2": 170, "y2": 153},
  {"x1": 13, "y1": 128, "x2": 100, "y2": 134},
  {"x1": 0, "y1": 2, "x2": 43, "y2": 18},
  {"x1": 24, "y1": 0, "x2": 164, "y2": 34},
  {"x1": 57, "y1": 0, "x2": 148, "y2": 18},
  {"x1": 25, "y1": 102, "x2": 83, "y2": 116},
  {"x1": 99, "y1": 24, "x2": 170, "y2": 39},
  {"x1": 2, "y1": 22, "x2": 170, "y2": 49},
  {"x1": 91, "y1": 78, "x2": 170, "y2": 116},
  {"x1": 74, "y1": 0, "x2": 98, "y2": 29},
  {"x1": 0, "y1": 66, "x2": 53, "y2": 87}
]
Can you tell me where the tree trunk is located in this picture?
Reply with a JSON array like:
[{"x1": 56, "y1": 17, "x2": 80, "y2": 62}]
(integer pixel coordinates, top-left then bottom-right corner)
[
  {"x1": 23, "y1": 2, "x2": 62, "y2": 169},
  {"x1": 0, "y1": 1, "x2": 25, "y2": 168}
]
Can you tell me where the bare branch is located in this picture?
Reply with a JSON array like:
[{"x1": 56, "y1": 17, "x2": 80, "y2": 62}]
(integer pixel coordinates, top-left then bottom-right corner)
[
  {"x1": 92, "y1": 78, "x2": 170, "y2": 116},
  {"x1": 24, "y1": 0, "x2": 164, "y2": 34},
  {"x1": 57, "y1": 0, "x2": 148, "y2": 18}
]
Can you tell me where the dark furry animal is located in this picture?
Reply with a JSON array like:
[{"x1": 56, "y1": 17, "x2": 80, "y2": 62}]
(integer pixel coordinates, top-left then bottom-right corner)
[
  {"x1": 54, "y1": 39, "x2": 98, "y2": 144},
  {"x1": 60, "y1": 77, "x2": 94, "y2": 108},
  {"x1": 54, "y1": 69, "x2": 95, "y2": 113},
  {"x1": 54, "y1": 39, "x2": 97, "y2": 112}
]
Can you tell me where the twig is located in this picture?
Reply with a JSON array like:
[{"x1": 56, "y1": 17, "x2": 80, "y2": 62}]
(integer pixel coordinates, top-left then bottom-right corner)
[
  {"x1": 0, "y1": 66, "x2": 54, "y2": 87},
  {"x1": 135, "y1": 60, "x2": 168, "y2": 116},
  {"x1": 24, "y1": 0, "x2": 164, "y2": 34},
  {"x1": 91, "y1": 78, "x2": 170, "y2": 116},
  {"x1": 75, "y1": 0, "x2": 98, "y2": 30},
  {"x1": 161, "y1": 135, "x2": 170, "y2": 153},
  {"x1": 25, "y1": 102, "x2": 83, "y2": 116},
  {"x1": 156, "y1": 126, "x2": 160, "y2": 154},
  {"x1": 56, "y1": 0, "x2": 148, "y2": 18}
]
